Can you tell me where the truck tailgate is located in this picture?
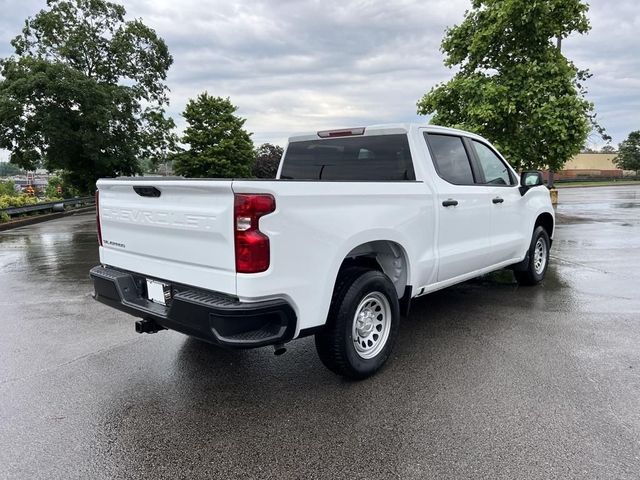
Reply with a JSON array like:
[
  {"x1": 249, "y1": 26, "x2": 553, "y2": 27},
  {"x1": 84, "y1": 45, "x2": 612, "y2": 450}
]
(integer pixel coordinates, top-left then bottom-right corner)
[{"x1": 96, "y1": 179, "x2": 236, "y2": 295}]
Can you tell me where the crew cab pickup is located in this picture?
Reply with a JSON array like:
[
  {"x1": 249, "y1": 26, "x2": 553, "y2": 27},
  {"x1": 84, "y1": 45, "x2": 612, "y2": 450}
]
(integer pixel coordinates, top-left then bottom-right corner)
[{"x1": 91, "y1": 124, "x2": 554, "y2": 378}]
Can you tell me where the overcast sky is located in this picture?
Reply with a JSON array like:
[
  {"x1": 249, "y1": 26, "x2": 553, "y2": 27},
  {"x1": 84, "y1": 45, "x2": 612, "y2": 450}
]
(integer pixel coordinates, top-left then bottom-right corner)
[{"x1": 1, "y1": 0, "x2": 639, "y2": 161}]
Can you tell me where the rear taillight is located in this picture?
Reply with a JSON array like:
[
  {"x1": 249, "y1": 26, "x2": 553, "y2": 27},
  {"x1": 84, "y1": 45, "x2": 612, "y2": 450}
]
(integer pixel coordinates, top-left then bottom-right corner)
[
  {"x1": 234, "y1": 193, "x2": 275, "y2": 273},
  {"x1": 95, "y1": 190, "x2": 103, "y2": 246}
]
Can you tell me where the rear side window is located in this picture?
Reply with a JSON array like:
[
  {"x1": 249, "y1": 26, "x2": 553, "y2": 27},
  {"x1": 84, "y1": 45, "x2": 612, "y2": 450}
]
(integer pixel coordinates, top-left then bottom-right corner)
[
  {"x1": 425, "y1": 133, "x2": 475, "y2": 185},
  {"x1": 280, "y1": 134, "x2": 415, "y2": 181}
]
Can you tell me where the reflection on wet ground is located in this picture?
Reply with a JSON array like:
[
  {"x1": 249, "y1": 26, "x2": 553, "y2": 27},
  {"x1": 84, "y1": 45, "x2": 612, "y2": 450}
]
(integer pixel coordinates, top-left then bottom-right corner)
[
  {"x1": 555, "y1": 185, "x2": 639, "y2": 225},
  {"x1": 0, "y1": 220, "x2": 98, "y2": 281},
  {"x1": 1, "y1": 186, "x2": 639, "y2": 479}
]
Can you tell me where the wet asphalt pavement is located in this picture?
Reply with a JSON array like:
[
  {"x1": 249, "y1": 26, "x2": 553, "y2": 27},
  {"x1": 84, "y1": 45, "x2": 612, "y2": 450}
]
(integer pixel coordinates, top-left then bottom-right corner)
[{"x1": 1, "y1": 186, "x2": 639, "y2": 479}]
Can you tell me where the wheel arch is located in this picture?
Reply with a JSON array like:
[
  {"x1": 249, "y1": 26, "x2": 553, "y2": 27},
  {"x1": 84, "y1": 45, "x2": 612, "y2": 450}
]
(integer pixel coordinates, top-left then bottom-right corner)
[
  {"x1": 535, "y1": 211, "x2": 554, "y2": 241},
  {"x1": 338, "y1": 239, "x2": 411, "y2": 299}
]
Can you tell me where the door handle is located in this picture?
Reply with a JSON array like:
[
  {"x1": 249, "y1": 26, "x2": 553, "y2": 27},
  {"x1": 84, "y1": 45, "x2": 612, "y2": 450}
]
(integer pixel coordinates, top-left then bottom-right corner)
[
  {"x1": 442, "y1": 199, "x2": 458, "y2": 207},
  {"x1": 492, "y1": 197, "x2": 504, "y2": 204}
]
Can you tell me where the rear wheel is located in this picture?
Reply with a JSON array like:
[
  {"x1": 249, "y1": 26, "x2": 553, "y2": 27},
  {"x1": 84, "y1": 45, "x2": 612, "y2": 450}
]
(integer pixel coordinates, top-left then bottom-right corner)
[
  {"x1": 315, "y1": 268, "x2": 400, "y2": 379},
  {"x1": 515, "y1": 226, "x2": 550, "y2": 286}
]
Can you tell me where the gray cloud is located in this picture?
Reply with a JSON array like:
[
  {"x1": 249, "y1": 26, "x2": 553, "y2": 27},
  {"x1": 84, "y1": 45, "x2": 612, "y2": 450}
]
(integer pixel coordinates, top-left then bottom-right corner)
[{"x1": 0, "y1": 0, "x2": 638, "y2": 158}]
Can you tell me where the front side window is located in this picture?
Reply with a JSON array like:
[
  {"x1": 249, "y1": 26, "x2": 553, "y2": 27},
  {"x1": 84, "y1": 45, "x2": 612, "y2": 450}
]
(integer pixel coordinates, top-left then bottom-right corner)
[
  {"x1": 425, "y1": 133, "x2": 475, "y2": 185},
  {"x1": 472, "y1": 140, "x2": 515, "y2": 186}
]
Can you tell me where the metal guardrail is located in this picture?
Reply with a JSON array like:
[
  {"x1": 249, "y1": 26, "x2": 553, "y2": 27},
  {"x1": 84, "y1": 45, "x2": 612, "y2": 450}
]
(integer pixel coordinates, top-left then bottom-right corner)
[{"x1": 0, "y1": 196, "x2": 94, "y2": 217}]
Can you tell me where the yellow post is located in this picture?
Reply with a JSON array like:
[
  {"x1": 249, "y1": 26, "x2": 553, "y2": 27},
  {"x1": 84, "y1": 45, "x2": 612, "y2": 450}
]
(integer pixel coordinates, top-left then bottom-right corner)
[{"x1": 549, "y1": 188, "x2": 558, "y2": 205}]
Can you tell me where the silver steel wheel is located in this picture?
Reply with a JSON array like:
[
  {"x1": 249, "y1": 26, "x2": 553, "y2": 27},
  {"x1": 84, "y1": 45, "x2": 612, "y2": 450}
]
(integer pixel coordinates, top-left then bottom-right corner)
[
  {"x1": 352, "y1": 292, "x2": 392, "y2": 360},
  {"x1": 533, "y1": 237, "x2": 547, "y2": 275}
]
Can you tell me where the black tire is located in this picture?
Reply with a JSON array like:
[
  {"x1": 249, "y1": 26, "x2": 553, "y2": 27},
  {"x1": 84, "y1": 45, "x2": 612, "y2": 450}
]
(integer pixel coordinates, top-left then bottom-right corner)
[
  {"x1": 515, "y1": 226, "x2": 550, "y2": 286},
  {"x1": 315, "y1": 267, "x2": 400, "y2": 379}
]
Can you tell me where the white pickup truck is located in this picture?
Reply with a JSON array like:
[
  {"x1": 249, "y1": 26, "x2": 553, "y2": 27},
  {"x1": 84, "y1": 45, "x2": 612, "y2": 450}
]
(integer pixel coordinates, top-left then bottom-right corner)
[{"x1": 91, "y1": 124, "x2": 554, "y2": 378}]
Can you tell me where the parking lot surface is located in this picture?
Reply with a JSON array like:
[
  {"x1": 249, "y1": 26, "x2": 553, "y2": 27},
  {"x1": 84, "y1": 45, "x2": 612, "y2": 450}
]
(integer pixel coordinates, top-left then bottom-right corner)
[{"x1": 1, "y1": 186, "x2": 639, "y2": 479}]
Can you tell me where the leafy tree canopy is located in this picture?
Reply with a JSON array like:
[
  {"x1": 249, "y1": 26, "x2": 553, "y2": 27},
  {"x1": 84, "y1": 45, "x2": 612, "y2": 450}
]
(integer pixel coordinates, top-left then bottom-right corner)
[
  {"x1": 253, "y1": 143, "x2": 283, "y2": 178},
  {"x1": 417, "y1": 0, "x2": 608, "y2": 172},
  {"x1": 0, "y1": 162, "x2": 23, "y2": 176},
  {"x1": 173, "y1": 94, "x2": 254, "y2": 178},
  {"x1": 0, "y1": 0, "x2": 174, "y2": 193},
  {"x1": 599, "y1": 145, "x2": 616, "y2": 153},
  {"x1": 614, "y1": 131, "x2": 640, "y2": 174},
  {"x1": 138, "y1": 108, "x2": 178, "y2": 170}
]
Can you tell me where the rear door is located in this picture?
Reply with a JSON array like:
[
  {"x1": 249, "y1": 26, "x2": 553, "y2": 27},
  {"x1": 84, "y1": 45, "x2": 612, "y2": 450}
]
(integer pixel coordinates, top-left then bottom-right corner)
[
  {"x1": 424, "y1": 133, "x2": 495, "y2": 282},
  {"x1": 468, "y1": 139, "x2": 525, "y2": 264},
  {"x1": 97, "y1": 179, "x2": 237, "y2": 295}
]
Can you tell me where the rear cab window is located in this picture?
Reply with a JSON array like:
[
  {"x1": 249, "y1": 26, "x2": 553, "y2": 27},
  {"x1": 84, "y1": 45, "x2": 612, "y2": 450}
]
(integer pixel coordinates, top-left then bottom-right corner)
[
  {"x1": 424, "y1": 133, "x2": 476, "y2": 185},
  {"x1": 280, "y1": 134, "x2": 415, "y2": 181}
]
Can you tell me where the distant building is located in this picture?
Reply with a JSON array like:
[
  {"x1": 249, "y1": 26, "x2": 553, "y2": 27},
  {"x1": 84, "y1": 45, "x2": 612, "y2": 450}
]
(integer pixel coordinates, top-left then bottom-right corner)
[
  {"x1": 11, "y1": 173, "x2": 50, "y2": 193},
  {"x1": 565, "y1": 153, "x2": 618, "y2": 170},
  {"x1": 547, "y1": 153, "x2": 625, "y2": 180}
]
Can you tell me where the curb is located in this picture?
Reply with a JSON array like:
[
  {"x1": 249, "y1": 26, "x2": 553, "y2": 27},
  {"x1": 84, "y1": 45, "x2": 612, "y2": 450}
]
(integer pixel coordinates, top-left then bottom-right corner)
[
  {"x1": 0, "y1": 206, "x2": 95, "y2": 232},
  {"x1": 556, "y1": 182, "x2": 640, "y2": 189}
]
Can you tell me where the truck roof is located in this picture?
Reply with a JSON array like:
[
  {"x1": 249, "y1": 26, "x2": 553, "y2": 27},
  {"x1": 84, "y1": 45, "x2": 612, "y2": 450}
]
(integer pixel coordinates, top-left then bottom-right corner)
[{"x1": 287, "y1": 123, "x2": 484, "y2": 143}]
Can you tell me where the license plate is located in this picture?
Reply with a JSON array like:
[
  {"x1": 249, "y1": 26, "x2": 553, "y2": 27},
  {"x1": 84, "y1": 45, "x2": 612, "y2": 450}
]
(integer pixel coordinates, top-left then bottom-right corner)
[{"x1": 146, "y1": 279, "x2": 170, "y2": 305}]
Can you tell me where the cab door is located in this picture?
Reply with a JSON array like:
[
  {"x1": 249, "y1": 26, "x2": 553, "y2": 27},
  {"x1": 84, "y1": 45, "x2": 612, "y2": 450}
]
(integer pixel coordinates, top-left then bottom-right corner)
[
  {"x1": 467, "y1": 139, "x2": 526, "y2": 265},
  {"x1": 423, "y1": 132, "x2": 495, "y2": 282}
]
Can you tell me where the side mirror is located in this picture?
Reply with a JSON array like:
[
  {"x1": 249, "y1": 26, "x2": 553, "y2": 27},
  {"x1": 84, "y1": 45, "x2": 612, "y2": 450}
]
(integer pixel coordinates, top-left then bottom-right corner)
[{"x1": 519, "y1": 171, "x2": 543, "y2": 196}]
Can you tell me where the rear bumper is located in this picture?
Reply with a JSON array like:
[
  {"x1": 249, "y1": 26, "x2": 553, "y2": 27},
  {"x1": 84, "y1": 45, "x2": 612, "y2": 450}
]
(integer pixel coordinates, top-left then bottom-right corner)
[{"x1": 90, "y1": 265, "x2": 297, "y2": 348}]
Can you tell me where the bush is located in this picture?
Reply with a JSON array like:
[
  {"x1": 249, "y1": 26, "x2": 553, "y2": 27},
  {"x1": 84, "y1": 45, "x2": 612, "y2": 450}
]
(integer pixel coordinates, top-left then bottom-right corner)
[
  {"x1": 0, "y1": 194, "x2": 38, "y2": 209},
  {"x1": 0, "y1": 180, "x2": 17, "y2": 196},
  {"x1": 45, "y1": 175, "x2": 64, "y2": 198},
  {"x1": 0, "y1": 212, "x2": 10, "y2": 223},
  {"x1": 0, "y1": 195, "x2": 13, "y2": 209}
]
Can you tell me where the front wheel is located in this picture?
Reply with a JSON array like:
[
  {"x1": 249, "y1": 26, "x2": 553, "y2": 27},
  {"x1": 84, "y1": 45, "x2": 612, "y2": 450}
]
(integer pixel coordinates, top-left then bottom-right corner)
[
  {"x1": 315, "y1": 268, "x2": 400, "y2": 379},
  {"x1": 515, "y1": 226, "x2": 550, "y2": 286}
]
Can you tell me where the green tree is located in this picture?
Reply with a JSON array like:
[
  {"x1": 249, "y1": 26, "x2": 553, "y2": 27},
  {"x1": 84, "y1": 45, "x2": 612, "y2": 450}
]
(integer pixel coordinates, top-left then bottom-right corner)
[
  {"x1": 0, "y1": 0, "x2": 174, "y2": 193},
  {"x1": 173, "y1": 94, "x2": 254, "y2": 178},
  {"x1": 417, "y1": 0, "x2": 608, "y2": 176},
  {"x1": 0, "y1": 162, "x2": 22, "y2": 176},
  {"x1": 600, "y1": 144, "x2": 616, "y2": 154},
  {"x1": 614, "y1": 131, "x2": 640, "y2": 175},
  {"x1": 253, "y1": 143, "x2": 283, "y2": 178},
  {"x1": 138, "y1": 107, "x2": 178, "y2": 171}
]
